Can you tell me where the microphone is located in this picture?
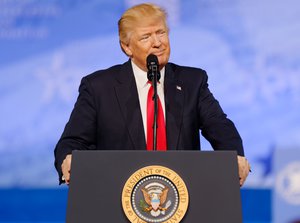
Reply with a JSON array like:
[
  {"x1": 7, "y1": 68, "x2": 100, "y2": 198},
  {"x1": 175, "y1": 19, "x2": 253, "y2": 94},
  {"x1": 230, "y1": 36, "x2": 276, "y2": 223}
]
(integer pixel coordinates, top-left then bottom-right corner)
[
  {"x1": 146, "y1": 54, "x2": 160, "y2": 151},
  {"x1": 147, "y1": 54, "x2": 160, "y2": 81}
]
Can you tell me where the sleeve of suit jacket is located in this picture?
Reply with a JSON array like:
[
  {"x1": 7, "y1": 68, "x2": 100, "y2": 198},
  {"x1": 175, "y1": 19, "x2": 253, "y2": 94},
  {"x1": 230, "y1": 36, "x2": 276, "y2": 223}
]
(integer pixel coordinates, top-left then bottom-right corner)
[
  {"x1": 54, "y1": 76, "x2": 97, "y2": 183},
  {"x1": 196, "y1": 70, "x2": 244, "y2": 156}
]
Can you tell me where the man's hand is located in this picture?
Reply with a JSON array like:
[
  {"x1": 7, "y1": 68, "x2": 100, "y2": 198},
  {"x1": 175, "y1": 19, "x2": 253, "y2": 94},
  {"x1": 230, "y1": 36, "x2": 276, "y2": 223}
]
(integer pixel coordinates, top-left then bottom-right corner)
[
  {"x1": 61, "y1": 154, "x2": 72, "y2": 185},
  {"x1": 237, "y1": 155, "x2": 251, "y2": 187}
]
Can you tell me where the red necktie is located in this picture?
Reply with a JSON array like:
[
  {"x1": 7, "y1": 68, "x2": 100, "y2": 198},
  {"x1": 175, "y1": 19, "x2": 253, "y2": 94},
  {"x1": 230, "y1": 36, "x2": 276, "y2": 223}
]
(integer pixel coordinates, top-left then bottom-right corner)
[{"x1": 146, "y1": 82, "x2": 167, "y2": 150}]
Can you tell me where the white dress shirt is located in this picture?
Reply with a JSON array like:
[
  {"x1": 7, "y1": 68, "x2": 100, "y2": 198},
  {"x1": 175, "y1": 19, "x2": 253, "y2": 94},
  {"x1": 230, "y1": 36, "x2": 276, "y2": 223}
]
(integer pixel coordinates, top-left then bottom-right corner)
[{"x1": 131, "y1": 61, "x2": 166, "y2": 142}]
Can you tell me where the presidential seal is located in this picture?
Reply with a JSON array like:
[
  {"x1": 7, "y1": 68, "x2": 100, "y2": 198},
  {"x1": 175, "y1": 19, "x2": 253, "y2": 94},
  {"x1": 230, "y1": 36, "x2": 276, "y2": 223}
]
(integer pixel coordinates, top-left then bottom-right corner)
[{"x1": 122, "y1": 165, "x2": 189, "y2": 223}]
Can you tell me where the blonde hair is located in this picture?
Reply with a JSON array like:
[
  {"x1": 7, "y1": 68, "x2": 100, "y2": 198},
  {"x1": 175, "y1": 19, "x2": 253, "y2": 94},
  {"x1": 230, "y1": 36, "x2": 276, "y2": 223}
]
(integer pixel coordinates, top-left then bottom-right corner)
[{"x1": 118, "y1": 3, "x2": 168, "y2": 46}]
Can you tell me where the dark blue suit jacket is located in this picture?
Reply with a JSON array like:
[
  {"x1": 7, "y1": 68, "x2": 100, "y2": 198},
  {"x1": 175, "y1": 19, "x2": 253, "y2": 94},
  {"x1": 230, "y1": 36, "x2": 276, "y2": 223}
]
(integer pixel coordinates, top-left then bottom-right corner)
[{"x1": 54, "y1": 60, "x2": 244, "y2": 182}]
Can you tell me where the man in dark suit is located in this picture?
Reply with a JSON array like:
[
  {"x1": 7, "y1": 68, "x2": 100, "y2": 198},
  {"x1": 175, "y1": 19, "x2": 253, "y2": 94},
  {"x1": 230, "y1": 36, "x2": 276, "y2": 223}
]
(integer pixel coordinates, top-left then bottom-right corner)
[{"x1": 54, "y1": 3, "x2": 250, "y2": 186}]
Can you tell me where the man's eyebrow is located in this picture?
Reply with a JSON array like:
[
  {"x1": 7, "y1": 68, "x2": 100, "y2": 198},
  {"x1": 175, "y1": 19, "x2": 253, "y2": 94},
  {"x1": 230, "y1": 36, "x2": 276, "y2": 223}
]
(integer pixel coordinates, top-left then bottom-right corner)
[
  {"x1": 140, "y1": 32, "x2": 151, "y2": 36},
  {"x1": 156, "y1": 28, "x2": 166, "y2": 33}
]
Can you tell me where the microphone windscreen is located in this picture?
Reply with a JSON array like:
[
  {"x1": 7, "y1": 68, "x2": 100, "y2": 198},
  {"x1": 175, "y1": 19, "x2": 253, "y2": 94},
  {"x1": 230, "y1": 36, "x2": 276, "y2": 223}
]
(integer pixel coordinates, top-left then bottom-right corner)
[{"x1": 147, "y1": 54, "x2": 159, "y2": 70}]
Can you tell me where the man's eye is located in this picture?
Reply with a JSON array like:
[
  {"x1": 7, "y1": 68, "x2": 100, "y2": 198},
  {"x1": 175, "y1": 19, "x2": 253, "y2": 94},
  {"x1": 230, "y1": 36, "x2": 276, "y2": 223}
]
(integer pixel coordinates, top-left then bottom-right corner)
[{"x1": 140, "y1": 36, "x2": 150, "y2": 41}]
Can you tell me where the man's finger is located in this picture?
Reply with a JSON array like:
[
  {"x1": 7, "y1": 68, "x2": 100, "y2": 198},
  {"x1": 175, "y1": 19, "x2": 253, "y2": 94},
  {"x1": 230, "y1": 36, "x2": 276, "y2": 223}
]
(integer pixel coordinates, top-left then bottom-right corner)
[
  {"x1": 61, "y1": 154, "x2": 72, "y2": 184},
  {"x1": 237, "y1": 155, "x2": 251, "y2": 187}
]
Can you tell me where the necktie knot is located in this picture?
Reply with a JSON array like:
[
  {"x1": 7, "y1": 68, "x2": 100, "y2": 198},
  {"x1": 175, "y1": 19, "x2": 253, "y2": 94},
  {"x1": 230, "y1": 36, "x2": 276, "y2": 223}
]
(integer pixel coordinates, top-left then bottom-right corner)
[{"x1": 147, "y1": 80, "x2": 160, "y2": 86}]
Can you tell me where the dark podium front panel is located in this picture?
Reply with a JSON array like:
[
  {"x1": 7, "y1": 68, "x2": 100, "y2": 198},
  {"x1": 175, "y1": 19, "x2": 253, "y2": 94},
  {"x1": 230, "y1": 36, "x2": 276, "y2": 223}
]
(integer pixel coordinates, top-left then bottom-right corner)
[{"x1": 66, "y1": 150, "x2": 242, "y2": 223}]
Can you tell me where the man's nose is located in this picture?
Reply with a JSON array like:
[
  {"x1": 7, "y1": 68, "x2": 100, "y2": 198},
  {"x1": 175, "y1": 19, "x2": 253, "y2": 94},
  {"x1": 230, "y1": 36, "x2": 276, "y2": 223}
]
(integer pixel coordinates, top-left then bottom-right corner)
[{"x1": 152, "y1": 34, "x2": 162, "y2": 47}]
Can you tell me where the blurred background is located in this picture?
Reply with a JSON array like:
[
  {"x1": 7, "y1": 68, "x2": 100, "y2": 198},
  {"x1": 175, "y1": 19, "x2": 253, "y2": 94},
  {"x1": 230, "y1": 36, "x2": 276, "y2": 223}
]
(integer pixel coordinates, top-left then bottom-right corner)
[{"x1": 0, "y1": 0, "x2": 300, "y2": 222}]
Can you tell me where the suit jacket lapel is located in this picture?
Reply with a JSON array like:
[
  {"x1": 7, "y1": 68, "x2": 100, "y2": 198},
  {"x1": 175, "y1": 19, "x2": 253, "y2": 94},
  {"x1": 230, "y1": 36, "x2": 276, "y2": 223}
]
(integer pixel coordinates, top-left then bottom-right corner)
[
  {"x1": 164, "y1": 64, "x2": 184, "y2": 150},
  {"x1": 114, "y1": 61, "x2": 146, "y2": 150}
]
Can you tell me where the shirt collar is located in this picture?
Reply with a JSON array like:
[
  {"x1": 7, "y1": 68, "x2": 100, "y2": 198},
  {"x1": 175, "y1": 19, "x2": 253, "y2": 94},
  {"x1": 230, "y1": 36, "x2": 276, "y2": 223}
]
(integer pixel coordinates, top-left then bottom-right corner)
[{"x1": 131, "y1": 60, "x2": 165, "y2": 88}]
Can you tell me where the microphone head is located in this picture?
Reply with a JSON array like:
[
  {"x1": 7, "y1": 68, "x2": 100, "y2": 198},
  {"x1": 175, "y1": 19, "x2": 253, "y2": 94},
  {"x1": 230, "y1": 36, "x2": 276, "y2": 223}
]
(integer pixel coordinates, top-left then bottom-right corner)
[
  {"x1": 147, "y1": 54, "x2": 159, "y2": 70},
  {"x1": 147, "y1": 54, "x2": 160, "y2": 81}
]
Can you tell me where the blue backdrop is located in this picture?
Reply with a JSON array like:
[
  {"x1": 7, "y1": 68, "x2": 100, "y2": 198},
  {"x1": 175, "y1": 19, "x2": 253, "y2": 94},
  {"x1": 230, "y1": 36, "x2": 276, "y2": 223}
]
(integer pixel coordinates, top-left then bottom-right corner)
[{"x1": 0, "y1": 0, "x2": 300, "y2": 222}]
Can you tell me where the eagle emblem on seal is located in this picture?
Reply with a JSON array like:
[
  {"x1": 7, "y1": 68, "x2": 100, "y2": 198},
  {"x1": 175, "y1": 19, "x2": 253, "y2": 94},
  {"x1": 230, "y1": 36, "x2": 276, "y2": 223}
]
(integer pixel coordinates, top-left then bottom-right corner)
[{"x1": 140, "y1": 183, "x2": 172, "y2": 217}]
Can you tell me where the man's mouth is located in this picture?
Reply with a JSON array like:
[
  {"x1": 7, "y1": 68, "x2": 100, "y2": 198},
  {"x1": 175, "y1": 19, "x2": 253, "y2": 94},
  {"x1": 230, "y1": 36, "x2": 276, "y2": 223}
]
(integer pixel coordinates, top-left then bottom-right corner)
[{"x1": 152, "y1": 50, "x2": 164, "y2": 56}]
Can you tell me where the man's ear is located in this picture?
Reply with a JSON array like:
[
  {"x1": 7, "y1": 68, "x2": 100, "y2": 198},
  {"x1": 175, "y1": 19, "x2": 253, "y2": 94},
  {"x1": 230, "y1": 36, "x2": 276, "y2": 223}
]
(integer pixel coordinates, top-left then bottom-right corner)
[{"x1": 120, "y1": 41, "x2": 132, "y2": 57}]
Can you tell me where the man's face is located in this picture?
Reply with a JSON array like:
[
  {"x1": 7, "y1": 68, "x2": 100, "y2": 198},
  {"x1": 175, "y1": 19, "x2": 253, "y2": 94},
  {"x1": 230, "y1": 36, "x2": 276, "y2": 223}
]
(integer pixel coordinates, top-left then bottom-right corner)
[{"x1": 121, "y1": 19, "x2": 170, "y2": 71}]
